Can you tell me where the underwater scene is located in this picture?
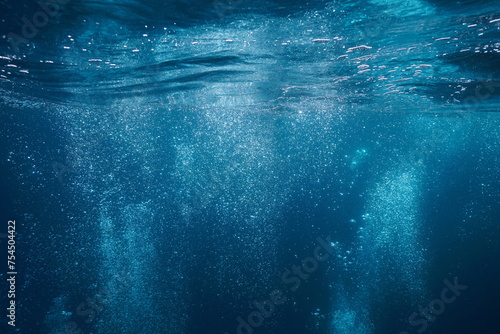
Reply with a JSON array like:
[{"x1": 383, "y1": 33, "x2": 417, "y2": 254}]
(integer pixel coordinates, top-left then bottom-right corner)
[{"x1": 0, "y1": 0, "x2": 499, "y2": 333}]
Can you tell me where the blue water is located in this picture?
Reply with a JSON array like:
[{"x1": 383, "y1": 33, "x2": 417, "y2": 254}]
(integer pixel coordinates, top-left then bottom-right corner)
[{"x1": 0, "y1": 0, "x2": 499, "y2": 333}]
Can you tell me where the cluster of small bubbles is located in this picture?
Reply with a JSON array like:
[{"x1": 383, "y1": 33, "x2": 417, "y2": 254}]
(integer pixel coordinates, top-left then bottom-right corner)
[
  {"x1": 310, "y1": 308, "x2": 325, "y2": 329},
  {"x1": 330, "y1": 241, "x2": 340, "y2": 248},
  {"x1": 349, "y1": 148, "x2": 368, "y2": 170},
  {"x1": 358, "y1": 168, "x2": 425, "y2": 299},
  {"x1": 341, "y1": 249, "x2": 355, "y2": 271},
  {"x1": 44, "y1": 296, "x2": 72, "y2": 334},
  {"x1": 331, "y1": 308, "x2": 371, "y2": 334}
]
